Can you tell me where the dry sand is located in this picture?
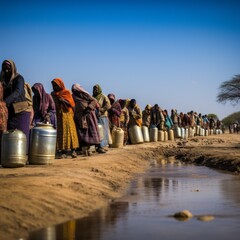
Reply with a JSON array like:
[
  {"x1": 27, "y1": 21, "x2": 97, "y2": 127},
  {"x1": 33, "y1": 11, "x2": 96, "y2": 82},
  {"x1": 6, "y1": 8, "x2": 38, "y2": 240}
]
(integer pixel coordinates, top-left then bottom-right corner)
[{"x1": 0, "y1": 133, "x2": 239, "y2": 240}]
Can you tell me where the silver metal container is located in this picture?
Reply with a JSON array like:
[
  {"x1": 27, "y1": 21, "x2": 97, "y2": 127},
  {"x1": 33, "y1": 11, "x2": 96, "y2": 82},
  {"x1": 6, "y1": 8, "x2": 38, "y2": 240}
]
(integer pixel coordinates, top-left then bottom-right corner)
[
  {"x1": 28, "y1": 122, "x2": 56, "y2": 165},
  {"x1": 1, "y1": 129, "x2": 27, "y2": 168},
  {"x1": 128, "y1": 125, "x2": 143, "y2": 144},
  {"x1": 174, "y1": 127, "x2": 181, "y2": 138},
  {"x1": 181, "y1": 127, "x2": 185, "y2": 139}
]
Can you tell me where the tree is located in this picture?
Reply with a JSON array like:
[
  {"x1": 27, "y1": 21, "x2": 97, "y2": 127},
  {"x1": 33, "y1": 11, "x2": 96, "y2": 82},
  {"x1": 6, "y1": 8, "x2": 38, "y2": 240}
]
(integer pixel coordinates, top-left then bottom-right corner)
[
  {"x1": 217, "y1": 75, "x2": 240, "y2": 105},
  {"x1": 222, "y1": 111, "x2": 240, "y2": 126},
  {"x1": 207, "y1": 113, "x2": 218, "y2": 120}
]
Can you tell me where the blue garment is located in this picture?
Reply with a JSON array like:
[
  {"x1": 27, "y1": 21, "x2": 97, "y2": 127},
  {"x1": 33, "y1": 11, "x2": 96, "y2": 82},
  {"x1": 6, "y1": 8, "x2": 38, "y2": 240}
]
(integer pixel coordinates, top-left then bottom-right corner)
[
  {"x1": 3, "y1": 74, "x2": 26, "y2": 107},
  {"x1": 165, "y1": 115, "x2": 173, "y2": 129},
  {"x1": 98, "y1": 116, "x2": 109, "y2": 147}
]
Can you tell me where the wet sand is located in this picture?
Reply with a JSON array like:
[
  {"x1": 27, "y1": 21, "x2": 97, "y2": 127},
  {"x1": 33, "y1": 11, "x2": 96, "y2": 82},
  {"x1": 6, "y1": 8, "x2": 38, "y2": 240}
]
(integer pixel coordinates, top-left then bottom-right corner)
[{"x1": 0, "y1": 133, "x2": 239, "y2": 240}]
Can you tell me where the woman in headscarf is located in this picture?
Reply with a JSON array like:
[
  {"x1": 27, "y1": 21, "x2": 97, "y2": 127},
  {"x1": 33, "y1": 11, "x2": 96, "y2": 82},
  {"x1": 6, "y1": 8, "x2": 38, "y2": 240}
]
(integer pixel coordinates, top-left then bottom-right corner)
[
  {"x1": 127, "y1": 99, "x2": 142, "y2": 128},
  {"x1": 142, "y1": 104, "x2": 152, "y2": 128},
  {"x1": 119, "y1": 99, "x2": 129, "y2": 145},
  {"x1": 150, "y1": 104, "x2": 165, "y2": 130},
  {"x1": 0, "y1": 82, "x2": 8, "y2": 161},
  {"x1": 72, "y1": 84, "x2": 104, "y2": 155},
  {"x1": 92, "y1": 84, "x2": 111, "y2": 153},
  {"x1": 107, "y1": 93, "x2": 122, "y2": 132},
  {"x1": 163, "y1": 109, "x2": 173, "y2": 130},
  {"x1": 51, "y1": 78, "x2": 79, "y2": 158},
  {"x1": 32, "y1": 83, "x2": 56, "y2": 128},
  {"x1": 171, "y1": 109, "x2": 179, "y2": 128},
  {"x1": 0, "y1": 59, "x2": 31, "y2": 151}
]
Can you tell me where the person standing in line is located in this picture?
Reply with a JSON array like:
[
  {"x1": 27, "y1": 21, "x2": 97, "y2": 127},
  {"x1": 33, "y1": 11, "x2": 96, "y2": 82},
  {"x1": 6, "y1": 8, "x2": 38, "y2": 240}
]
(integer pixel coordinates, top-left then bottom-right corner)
[
  {"x1": 92, "y1": 84, "x2": 111, "y2": 153},
  {"x1": 197, "y1": 113, "x2": 203, "y2": 128},
  {"x1": 51, "y1": 78, "x2": 79, "y2": 158},
  {"x1": 202, "y1": 115, "x2": 209, "y2": 129},
  {"x1": 163, "y1": 109, "x2": 173, "y2": 130},
  {"x1": 119, "y1": 99, "x2": 129, "y2": 145},
  {"x1": 216, "y1": 119, "x2": 221, "y2": 130},
  {"x1": 142, "y1": 104, "x2": 152, "y2": 128},
  {"x1": 150, "y1": 104, "x2": 165, "y2": 130},
  {"x1": 31, "y1": 83, "x2": 56, "y2": 128},
  {"x1": 0, "y1": 59, "x2": 31, "y2": 151},
  {"x1": 171, "y1": 109, "x2": 179, "y2": 128},
  {"x1": 127, "y1": 99, "x2": 142, "y2": 128},
  {"x1": 107, "y1": 93, "x2": 122, "y2": 132},
  {"x1": 72, "y1": 83, "x2": 104, "y2": 156},
  {"x1": 181, "y1": 113, "x2": 189, "y2": 128},
  {"x1": 178, "y1": 112, "x2": 184, "y2": 127},
  {"x1": 189, "y1": 111, "x2": 196, "y2": 128},
  {"x1": 209, "y1": 117, "x2": 216, "y2": 131}
]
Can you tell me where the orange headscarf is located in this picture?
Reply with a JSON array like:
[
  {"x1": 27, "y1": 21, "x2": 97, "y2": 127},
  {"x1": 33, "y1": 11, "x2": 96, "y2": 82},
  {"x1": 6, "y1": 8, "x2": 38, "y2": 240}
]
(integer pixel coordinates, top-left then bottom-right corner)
[{"x1": 52, "y1": 78, "x2": 75, "y2": 110}]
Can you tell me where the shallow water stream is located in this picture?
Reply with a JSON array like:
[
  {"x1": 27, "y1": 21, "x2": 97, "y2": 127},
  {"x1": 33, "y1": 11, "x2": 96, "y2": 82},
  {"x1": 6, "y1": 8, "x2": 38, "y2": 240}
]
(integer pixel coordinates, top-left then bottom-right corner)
[{"x1": 28, "y1": 159, "x2": 240, "y2": 240}]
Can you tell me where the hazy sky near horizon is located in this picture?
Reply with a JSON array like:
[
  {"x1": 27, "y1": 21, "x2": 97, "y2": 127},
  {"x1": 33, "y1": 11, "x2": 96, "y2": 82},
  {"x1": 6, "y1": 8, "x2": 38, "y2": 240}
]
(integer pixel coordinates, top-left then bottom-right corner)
[{"x1": 1, "y1": 0, "x2": 240, "y2": 119}]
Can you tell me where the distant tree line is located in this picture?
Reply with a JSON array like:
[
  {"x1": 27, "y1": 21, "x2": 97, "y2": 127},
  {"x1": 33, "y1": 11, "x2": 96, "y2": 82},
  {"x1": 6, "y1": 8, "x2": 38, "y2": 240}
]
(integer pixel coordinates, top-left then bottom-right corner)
[{"x1": 222, "y1": 111, "x2": 240, "y2": 126}]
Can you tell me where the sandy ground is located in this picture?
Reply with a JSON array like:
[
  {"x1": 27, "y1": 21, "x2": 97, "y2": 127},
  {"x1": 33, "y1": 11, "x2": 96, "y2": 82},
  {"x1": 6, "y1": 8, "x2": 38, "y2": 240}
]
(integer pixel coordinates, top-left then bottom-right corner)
[{"x1": 0, "y1": 133, "x2": 239, "y2": 240}]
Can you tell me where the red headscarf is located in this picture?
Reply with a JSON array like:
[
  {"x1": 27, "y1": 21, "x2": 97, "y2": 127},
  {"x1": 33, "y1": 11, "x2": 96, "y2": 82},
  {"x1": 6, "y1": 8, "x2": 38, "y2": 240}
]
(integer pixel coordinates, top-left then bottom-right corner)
[{"x1": 52, "y1": 78, "x2": 75, "y2": 110}]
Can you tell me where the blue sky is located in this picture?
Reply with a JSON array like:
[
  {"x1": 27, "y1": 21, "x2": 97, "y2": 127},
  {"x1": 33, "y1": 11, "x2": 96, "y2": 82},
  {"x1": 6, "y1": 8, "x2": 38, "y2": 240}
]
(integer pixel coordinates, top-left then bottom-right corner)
[{"x1": 1, "y1": 0, "x2": 240, "y2": 119}]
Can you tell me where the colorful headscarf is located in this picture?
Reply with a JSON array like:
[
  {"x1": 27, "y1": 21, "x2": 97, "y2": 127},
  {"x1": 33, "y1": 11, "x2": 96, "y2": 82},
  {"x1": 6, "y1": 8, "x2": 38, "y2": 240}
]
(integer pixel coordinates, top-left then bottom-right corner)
[
  {"x1": 93, "y1": 84, "x2": 102, "y2": 101},
  {"x1": 72, "y1": 83, "x2": 90, "y2": 95},
  {"x1": 72, "y1": 83, "x2": 99, "y2": 109},
  {"x1": 118, "y1": 99, "x2": 126, "y2": 108},
  {"x1": 0, "y1": 59, "x2": 19, "y2": 86},
  {"x1": 52, "y1": 78, "x2": 75, "y2": 109},
  {"x1": 145, "y1": 104, "x2": 151, "y2": 110},
  {"x1": 32, "y1": 83, "x2": 54, "y2": 116},
  {"x1": 108, "y1": 93, "x2": 115, "y2": 102}
]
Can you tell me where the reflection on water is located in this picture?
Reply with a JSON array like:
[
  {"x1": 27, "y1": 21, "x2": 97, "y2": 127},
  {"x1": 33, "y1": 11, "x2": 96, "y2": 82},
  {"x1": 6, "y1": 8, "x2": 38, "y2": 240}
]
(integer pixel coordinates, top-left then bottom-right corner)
[
  {"x1": 29, "y1": 202, "x2": 129, "y2": 240},
  {"x1": 28, "y1": 159, "x2": 240, "y2": 240}
]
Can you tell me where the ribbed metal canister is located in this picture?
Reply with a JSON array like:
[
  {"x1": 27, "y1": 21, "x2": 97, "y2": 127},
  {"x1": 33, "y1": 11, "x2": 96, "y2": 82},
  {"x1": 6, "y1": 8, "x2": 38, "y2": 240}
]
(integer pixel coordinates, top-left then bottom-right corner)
[
  {"x1": 28, "y1": 122, "x2": 57, "y2": 165},
  {"x1": 1, "y1": 130, "x2": 27, "y2": 168}
]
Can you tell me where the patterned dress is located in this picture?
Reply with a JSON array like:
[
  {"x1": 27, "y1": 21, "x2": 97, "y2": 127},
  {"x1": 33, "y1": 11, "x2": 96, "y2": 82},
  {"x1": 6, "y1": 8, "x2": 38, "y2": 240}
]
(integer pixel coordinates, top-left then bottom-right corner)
[{"x1": 51, "y1": 78, "x2": 79, "y2": 151}]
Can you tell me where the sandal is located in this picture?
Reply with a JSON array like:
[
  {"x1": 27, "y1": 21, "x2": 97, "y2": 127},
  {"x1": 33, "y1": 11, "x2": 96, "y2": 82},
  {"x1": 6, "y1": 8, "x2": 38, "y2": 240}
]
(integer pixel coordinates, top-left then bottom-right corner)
[
  {"x1": 61, "y1": 154, "x2": 68, "y2": 159},
  {"x1": 71, "y1": 151, "x2": 77, "y2": 158},
  {"x1": 87, "y1": 150, "x2": 93, "y2": 156},
  {"x1": 97, "y1": 147, "x2": 106, "y2": 154}
]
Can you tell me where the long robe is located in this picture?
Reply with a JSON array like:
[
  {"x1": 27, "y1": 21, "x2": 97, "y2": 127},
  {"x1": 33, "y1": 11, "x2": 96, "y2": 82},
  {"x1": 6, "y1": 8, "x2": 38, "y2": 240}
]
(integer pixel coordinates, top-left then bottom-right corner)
[{"x1": 72, "y1": 87, "x2": 100, "y2": 146}]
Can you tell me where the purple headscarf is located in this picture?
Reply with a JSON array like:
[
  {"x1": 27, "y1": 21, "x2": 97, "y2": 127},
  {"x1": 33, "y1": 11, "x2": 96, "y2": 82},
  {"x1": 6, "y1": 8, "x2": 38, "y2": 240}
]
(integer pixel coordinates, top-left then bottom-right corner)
[{"x1": 32, "y1": 83, "x2": 55, "y2": 116}]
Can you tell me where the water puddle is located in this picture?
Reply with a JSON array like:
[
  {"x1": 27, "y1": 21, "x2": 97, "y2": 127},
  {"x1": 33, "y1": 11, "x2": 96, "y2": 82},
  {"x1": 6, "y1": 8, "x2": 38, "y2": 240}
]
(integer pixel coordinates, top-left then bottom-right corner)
[{"x1": 28, "y1": 159, "x2": 240, "y2": 240}]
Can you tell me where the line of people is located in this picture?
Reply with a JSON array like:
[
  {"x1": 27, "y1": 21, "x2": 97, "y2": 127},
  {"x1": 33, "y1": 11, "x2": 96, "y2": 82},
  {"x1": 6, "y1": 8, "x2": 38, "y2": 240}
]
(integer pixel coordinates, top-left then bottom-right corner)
[
  {"x1": 142, "y1": 106, "x2": 222, "y2": 132},
  {"x1": 0, "y1": 59, "x2": 223, "y2": 160}
]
